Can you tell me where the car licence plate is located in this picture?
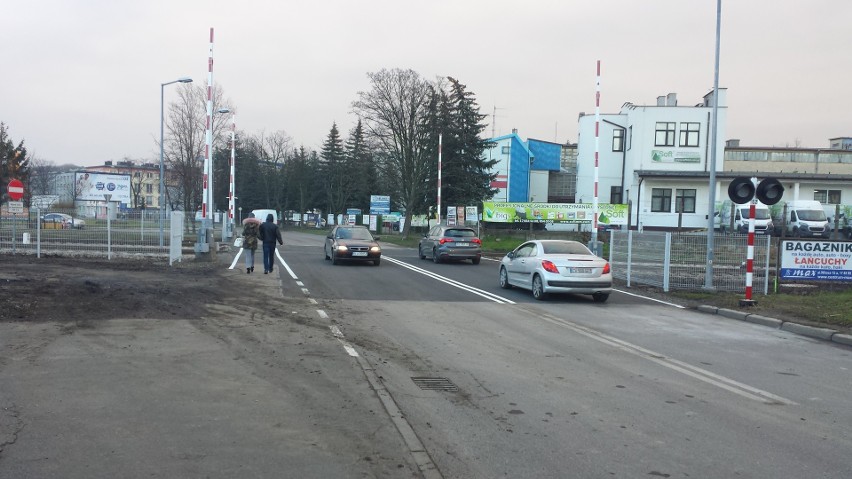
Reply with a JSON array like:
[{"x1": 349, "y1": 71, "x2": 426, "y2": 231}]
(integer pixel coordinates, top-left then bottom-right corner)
[
  {"x1": 569, "y1": 267, "x2": 592, "y2": 274},
  {"x1": 352, "y1": 251, "x2": 368, "y2": 257},
  {"x1": 455, "y1": 242, "x2": 469, "y2": 247}
]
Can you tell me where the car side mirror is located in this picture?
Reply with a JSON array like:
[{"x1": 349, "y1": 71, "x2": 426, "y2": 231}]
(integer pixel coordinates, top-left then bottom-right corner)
[
  {"x1": 374, "y1": 237, "x2": 381, "y2": 241},
  {"x1": 506, "y1": 251, "x2": 515, "y2": 259}
]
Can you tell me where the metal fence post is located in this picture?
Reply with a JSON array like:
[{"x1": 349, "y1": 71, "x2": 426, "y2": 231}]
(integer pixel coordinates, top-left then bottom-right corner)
[{"x1": 663, "y1": 232, "x2": 672, "y2": 292}]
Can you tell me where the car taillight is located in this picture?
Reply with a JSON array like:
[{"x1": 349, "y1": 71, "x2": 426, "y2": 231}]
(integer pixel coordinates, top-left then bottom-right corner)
[
  {"x1": 541, "y1": 260, "x2": 559, "y2": 273},
  {"x1": 439, "y1": 238, "x2": 453, "y2": 244},
  {"x1": 472, "y1": 238, "x2": 482, "y2": 245},
  {"x1": 602, "y1": 262, "x2": 611, "y2": 274}
]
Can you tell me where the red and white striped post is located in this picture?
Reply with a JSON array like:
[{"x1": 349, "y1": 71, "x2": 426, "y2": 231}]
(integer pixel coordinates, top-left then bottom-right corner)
[
  {"x1": 591, "y1": 60, "x2": 601, "y2": 250},
  {"x1": 745, "y1": 199, "x2": 756, "y2": 301},
  {"x1": 203, "y1": 27, "x2": 215, "y2": 221},
  {"x1": 228, "y1": 113, "x2": 236, "y2": 225},
  {"x1": 437, "y1": 133, "x2": 442, "y2": 225}
]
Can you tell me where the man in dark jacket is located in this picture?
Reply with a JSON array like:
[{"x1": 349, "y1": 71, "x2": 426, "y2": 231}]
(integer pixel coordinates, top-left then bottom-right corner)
[{"x1": 258, "y1": 213, "x2": 283, "y2": 274}]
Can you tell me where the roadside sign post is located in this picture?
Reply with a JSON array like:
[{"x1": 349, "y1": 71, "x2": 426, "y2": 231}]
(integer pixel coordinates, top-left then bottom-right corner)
[
  {"x1": 104, "y1": 194, "x2": 112, "y2": 260},
  {"x1": 8, "y1": 180, "x2": 25, "y2": 255}
]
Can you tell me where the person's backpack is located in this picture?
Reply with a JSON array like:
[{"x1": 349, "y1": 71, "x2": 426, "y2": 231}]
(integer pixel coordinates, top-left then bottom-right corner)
[{"x1": 243, "y1": 223, "x2": 259, "y2": 249}]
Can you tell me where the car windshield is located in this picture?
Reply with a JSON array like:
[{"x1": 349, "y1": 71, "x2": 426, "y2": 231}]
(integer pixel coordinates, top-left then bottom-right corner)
[
  {"x1": 739, "y1": 208, "x2": 771, "y2": 220},
  {"x1": 445, "y1": 229, "x2": 475, "y2": 238},
  {"x1": 541, "y1": 241, "x2": 591, "y2": 255},
  {"x1": 339, "y1": 228, "x2": 373, "y2": 241},
  {"x1": 798, "y1": 210, "x2": 826, "y2": 221}
]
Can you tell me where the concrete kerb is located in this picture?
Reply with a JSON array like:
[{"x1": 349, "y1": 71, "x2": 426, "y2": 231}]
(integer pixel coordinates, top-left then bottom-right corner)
[{"x1": 699, "y1": 306, "x2": 850, "y2": 347}]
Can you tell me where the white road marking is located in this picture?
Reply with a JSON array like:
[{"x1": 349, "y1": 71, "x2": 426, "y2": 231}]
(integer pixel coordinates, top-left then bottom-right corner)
[
  {"x1": 228, "y1": 248, "x2": 243, "y2": 269},
  {"x1": 276, "y1": 248, "x2": 298, "y2": 279},
  {"x1": 317, "y1": 310, "x2": 328, "y2": 319},
  {"x1": 383, "y1": 256, "x2": 515, "y2": 304},
  {"x1": 613, "y1": 288, "x2": 686, "y2": 308},
  {"x1": 536, "y1": 311, "x2": 796, "y2": 405}
]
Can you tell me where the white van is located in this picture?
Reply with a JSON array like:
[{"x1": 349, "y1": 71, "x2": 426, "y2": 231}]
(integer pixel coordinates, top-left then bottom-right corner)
[
  {"x1": 250, "y1": 209, "x2": 279, "y2": 225},
  {"x1": 715, "y1": 201, "x2": 774, "y2": 235},
  {"x1": 782, "y1": 200, "x2": 829, "y2": 238}
]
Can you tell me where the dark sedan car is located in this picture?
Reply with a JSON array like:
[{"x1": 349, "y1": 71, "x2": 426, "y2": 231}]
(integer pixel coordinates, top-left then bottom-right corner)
[
  {"x1": 418, "y1": 225, "x2": 482, "y2": 264},
  {"x1": 324, "y1": 225, "x2": 382, "y2": 265}
]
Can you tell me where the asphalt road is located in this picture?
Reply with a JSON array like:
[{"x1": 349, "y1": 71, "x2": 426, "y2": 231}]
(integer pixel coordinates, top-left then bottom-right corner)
[
  {"x1": 280, "y1": 231, "x2": 852, "y2": 478},
  {"x1": 2, "y1": 230, "x2": 850, "y2": 478}
]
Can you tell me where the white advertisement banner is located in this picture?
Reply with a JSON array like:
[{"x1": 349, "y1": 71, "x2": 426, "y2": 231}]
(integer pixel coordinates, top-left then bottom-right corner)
[
  {"x1": 780, "y1": 240, "x2": 852, "y2": 281},
  {"x1": 75, "y1": 172, "x2": 131, "y2": 203}
]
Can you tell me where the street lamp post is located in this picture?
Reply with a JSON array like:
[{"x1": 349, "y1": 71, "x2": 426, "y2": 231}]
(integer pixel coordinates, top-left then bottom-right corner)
[{"x1": 160, "y1": 76, "x2": 193, "y2": 247}]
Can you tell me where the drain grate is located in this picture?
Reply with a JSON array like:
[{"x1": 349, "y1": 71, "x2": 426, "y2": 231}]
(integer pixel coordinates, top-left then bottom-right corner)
[{"x1": 411, "y1": 377, "x2": 459, "y2": 392}]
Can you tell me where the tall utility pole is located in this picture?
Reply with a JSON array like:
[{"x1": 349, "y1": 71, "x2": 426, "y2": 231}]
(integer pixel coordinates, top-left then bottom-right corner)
[{"x1": 704, "y1": 0, "x2": 722, "y2": 290}]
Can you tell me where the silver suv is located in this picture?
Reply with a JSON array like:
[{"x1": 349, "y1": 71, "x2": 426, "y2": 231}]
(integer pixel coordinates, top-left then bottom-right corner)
[{"x1": 418, "y1": 225, "x2": 482, "y2": 264}]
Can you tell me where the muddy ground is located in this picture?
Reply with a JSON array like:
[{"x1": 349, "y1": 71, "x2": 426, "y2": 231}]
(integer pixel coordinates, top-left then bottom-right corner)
[{"x1": 0, "y1": 254, "x2": 234, "y2": 323}]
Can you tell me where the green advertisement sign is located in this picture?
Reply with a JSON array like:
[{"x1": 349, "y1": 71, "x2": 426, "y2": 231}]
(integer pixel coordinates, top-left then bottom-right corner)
[{"x1": 482, "y1": 202, "x2": 628, "y2": 225}]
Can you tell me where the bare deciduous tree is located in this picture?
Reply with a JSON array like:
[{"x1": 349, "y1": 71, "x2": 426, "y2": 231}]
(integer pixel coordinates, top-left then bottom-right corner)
[
  {"x1": 162, "y1": 83, "x2": 233, "y2": 226},
  {"x1": 352, "y1": 68, "x2": 433, "y2": 238}
]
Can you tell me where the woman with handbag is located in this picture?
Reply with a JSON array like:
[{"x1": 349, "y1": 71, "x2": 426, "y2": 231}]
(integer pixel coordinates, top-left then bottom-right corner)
[{"x1": 242, "y1": 213, "x2": 262, "y2": 274}]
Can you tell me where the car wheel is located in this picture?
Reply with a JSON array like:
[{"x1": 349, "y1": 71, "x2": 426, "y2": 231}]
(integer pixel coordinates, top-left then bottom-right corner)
[
  {"x1": 419, "y1": 245, "x2": 426, "y2": 260},
  {"x1": 471, "y1": 256, "x2": 481, "y2": 265},
  {"x1": 532, "y1": 275, "x2": 547, "y2": 300},
  {"x1": 593, "y1": 293, "x2": 610, "y2": 303},
  {"x1": 499, "y1": 267, "x2": 512, "y2": 289},
  {"x1": 373, "y1": 258, "x2": 381, "y2": 266},
  {"x1": 324, "y1": 246, "x2": 330, "y2": 260},
  {"x1": 432, "y1": 248, "x2": 441, "y2": 264}
]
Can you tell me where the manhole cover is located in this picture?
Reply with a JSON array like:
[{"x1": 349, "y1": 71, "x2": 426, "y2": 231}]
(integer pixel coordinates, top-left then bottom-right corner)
[{"x1": 411, "y1": 377, "x2": 458, "y2": 392}]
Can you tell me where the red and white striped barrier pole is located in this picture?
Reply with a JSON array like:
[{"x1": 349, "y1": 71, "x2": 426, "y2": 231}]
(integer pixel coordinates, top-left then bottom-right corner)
[
  {"x1": 228, "y1": 113, "x2": 236, "y2": 224},
  {"x1": 745, "y1": 201, "x2": 756, "y2": 301},
  {"x1": 592, "y1": 60, "x2": 601, "y2": 249},
  {"x1": 437, "y1": 133, "x2": 442, "y2": 225}
]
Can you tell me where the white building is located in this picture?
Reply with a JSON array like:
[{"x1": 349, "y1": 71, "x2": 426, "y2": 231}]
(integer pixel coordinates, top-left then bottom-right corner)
[{"x1": 576, "y1": 90, "x2": 728, "y2": 230}]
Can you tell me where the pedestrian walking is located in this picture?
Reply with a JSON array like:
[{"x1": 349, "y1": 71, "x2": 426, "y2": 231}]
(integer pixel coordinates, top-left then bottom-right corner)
[
  {"x1": 242, "y1": 213, "x2": 261, "y2": 274},
  {"x1": 259, "y1": 213, "x2": 283, "y2": 274}
]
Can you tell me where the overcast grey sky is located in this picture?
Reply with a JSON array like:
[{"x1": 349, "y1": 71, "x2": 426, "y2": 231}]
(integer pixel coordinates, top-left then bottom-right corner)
[{"x1": 3, "y1": 0, "x2": 849, "y2": 167}]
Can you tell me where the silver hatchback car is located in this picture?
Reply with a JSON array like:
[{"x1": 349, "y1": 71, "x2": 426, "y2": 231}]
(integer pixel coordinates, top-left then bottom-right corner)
[
  {"x1": 418, "y1": 225, "x2": 482, "y2": 264},
  {"x1": 499, "y1": 239, "x2": 612, "y2": 302}
]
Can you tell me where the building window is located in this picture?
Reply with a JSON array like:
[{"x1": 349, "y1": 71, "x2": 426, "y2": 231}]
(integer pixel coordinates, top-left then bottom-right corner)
[
  {"x1": 145, "y1": 184, "x2": 153, "y2": 194},
  {"x1": 610, "y1": 186, "x2": 623, "y2": 204},
  {"x1": 655, "y1": 122, "x2": 676, "y2": 147},
  {"x1": 134, "y1": 172, "x2": 140, "y2": 177},
  {"x1": 814, "y1": 189, "x2": 841, "y2": 204},
  {"x1": 145, "y1": 196, "x2": 153, "y2": 206},
  {"x1": 612, "y1": 129, "x2": 624, "y2": 152},
  {"x1": 501, "y1": 146, "x2": 510, "y2": 154},
  {"x1": 651, "y1": 188, "x2": 672, "y2": 212},
  {"x1": 679, "y1": 123, "x2": 700, "y2": 147},
  {"x1": 675, "y1": 189, "x2": 696, "y2": 213}
]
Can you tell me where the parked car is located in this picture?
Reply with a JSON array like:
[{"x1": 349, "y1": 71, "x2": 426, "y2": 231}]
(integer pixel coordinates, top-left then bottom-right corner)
[
  {"x1": 41, "y1": 213, "x2": 86, "y2": 229},
  {"x1": 499, "y1": 240, "x2": 612, "y2": 302},
  {"x1": 324, "y1": 225, "x2": 382, "y2": 265},
  {"x1": 418, "y1": 225, "x2": 482, "y2": 264}
]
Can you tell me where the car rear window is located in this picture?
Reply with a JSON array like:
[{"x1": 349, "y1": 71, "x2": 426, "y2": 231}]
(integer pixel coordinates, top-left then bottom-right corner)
[
  {"x1": 445, "y1": 229, "x2": 476, "y2": 238},
  {"x1": 542, "y1": 242, "x2": 591, "y2": 255}
]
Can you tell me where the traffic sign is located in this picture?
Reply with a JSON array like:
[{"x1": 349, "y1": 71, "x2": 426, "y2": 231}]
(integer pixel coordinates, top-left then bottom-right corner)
[
  {"x1": 8, "y1": 201, "x2": 23, "y2": 213},
  {"x1": 7, "y1": 179, "x2": 24, "y2": 200}
]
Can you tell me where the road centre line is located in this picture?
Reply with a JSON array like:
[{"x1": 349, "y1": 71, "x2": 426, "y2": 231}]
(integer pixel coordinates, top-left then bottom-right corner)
[
  {"x1": 534, "y1": 311, "x2": 796, "y2": 405},
  {"x1": 383, "y1": 256, "x2": 515, "y2": 304}
]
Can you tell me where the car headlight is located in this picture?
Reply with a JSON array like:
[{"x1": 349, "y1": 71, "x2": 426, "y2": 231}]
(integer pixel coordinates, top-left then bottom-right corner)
[
  {"x1": 370, "y1": 246, "x2": 381, "y2": 253},
  {"x1": 336, "y1": 245, "x2": 349, "y2": 252}
]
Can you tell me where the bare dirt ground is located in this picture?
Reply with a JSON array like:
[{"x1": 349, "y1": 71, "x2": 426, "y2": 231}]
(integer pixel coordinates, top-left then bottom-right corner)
[
  {"x1": 0, "y1": 254, "x2": 233, "y2": 323},
  {"x1": 0, "y1": 253, "x2": 420, "y2": 478}
]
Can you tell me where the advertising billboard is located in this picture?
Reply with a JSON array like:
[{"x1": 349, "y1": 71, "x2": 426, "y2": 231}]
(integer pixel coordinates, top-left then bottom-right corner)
[
  {"x1": 75, "y1": 172, "x2": 131, "y2": 203},
  {"x1": 780, "y1": 240, "x2": 852, "y2": 281},
  {"x1": 482, "y1": 202, "x2": 628, "y2": 225}
]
